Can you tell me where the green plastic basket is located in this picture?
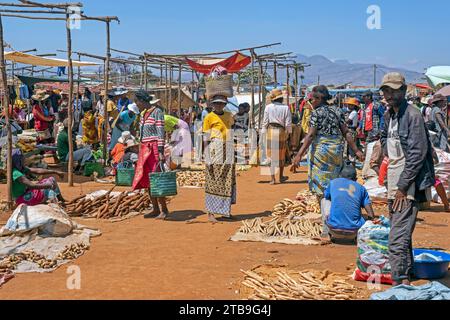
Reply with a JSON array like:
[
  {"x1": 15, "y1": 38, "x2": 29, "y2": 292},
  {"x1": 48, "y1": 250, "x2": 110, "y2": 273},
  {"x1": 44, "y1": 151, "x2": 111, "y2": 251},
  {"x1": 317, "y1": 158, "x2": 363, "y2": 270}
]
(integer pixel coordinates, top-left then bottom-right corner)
[
  {"x1": 116, "y1": 167, "x2": 135, "y2": 186},
  {"x1": 83, "y1": 162, "x2": 105, "y2": 177},
  {"x1": 149, "y1": 170, "x2": 178, "y2": 197}
]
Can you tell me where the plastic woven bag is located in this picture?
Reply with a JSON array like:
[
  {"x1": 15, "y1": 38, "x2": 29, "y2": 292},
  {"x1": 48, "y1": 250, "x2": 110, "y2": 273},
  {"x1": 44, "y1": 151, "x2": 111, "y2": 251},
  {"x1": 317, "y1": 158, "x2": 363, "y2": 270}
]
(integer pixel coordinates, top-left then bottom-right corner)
[
  {"x1": 115, "y1": 162, "x2": 135, "y2": 187},
  {"x1": 149, "y1": 163, "x2": 177, "y2": 197}
]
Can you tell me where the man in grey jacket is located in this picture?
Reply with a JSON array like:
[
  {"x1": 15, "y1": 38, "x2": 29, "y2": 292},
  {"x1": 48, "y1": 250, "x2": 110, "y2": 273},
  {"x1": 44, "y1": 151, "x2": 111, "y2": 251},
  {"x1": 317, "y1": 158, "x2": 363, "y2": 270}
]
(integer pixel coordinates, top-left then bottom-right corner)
[{"x1": 380, "y1": 72, "x2": 435, "y2": 286}]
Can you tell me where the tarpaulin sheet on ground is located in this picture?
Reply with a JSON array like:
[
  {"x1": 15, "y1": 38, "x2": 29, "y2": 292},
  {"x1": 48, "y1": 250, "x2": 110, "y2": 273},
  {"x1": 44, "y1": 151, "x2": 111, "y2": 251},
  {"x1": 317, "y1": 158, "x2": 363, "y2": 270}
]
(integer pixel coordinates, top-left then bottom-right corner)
[
  {"x1": 0, "y1": 204, "x2": 101, "y2": 274},
  {"x1": 5, "y1": 51, "x2": 99, "y2": 68},
  {"x1": 186, "y1": 52, "x2": 251, "y2": 74}
]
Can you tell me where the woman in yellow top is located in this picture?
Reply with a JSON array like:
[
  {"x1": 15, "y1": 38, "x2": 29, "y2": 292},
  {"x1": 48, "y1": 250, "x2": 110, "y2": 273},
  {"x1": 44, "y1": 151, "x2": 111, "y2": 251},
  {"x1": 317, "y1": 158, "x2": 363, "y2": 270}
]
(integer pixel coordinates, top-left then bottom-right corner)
[{"x1": 202, "y1": 95, "x2": 236, "y2": 223}]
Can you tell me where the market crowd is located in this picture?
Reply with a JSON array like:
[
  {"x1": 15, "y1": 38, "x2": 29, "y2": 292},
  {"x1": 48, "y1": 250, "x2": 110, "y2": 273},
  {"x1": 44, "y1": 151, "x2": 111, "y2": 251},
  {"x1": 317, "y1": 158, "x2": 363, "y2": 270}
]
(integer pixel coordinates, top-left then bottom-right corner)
[{"x1": 2, "y1": 70, "x2": 449, "y2": 288}]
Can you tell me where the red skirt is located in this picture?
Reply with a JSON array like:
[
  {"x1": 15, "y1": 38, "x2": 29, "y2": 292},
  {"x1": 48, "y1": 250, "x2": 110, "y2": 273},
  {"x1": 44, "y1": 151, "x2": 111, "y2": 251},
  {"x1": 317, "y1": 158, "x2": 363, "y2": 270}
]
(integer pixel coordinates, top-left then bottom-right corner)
[{"x1": 132, "y1": 141, "x2": 160, "y2": 190}]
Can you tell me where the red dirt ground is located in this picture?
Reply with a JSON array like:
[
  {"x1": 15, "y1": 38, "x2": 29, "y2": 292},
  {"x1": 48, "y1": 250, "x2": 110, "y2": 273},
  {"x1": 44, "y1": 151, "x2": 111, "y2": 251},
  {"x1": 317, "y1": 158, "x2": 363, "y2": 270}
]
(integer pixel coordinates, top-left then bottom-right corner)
[{"x1": 0, "y1": 168, "x2": 449, "y2": 300}]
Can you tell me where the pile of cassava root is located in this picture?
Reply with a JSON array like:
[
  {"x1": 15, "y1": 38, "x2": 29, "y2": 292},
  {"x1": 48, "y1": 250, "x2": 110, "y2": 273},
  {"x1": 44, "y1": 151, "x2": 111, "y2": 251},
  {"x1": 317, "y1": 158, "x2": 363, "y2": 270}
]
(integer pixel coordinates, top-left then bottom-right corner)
[
  {"x1": 239, "y1": 217, "x2": 322, "y2": 239},
  {"x1": 0, "y1": 243, "x2": 89, "y2": 273},
  {"x1": 65, "y1": 188, "x2": 152, "y2": 219},
  {"x1": 177, "y1": 171, "x2": 206, "y2": 188},
  {"x1": 241, "y1": 269, "x2": 361, "y2": 300}
]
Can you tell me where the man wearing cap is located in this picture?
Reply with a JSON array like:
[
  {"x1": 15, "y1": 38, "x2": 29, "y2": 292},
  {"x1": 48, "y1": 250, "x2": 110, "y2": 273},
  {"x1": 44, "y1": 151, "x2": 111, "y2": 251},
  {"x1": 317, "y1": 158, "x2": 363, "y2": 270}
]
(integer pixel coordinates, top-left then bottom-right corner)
[
  {"x1": 429, "y1": 94, "x2": 450, "y2": 152},
  {"x1": 380, "y1": 72, "x2": 435, "y2": 286},
  {"x1": 262, "y1": 88, "x2": 293, "y2": 185}
]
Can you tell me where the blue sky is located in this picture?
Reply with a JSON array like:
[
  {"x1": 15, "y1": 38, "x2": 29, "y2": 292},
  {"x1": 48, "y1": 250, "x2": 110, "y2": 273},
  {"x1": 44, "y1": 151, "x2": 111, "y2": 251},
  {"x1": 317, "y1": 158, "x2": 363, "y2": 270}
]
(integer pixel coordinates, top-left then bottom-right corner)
[{"x1": 4, "y1": 0, "x2": 450, "y2": 72}]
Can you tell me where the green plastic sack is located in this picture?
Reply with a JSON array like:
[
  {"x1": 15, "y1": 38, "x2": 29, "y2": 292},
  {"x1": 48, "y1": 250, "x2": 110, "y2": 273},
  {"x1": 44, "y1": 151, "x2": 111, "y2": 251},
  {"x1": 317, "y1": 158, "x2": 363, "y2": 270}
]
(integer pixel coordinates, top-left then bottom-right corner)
[
  {"x1": 149, "y1": 165, "x2": 177, "y2": 197},
  {"x1": 84, "y1": 162, "x2": 105, "y2": 177}
]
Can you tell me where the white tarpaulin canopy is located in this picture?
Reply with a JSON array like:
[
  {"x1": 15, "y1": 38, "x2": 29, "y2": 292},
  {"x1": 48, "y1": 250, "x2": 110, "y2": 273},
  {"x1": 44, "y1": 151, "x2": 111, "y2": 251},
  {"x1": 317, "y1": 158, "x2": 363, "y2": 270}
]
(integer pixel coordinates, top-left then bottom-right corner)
[
  {"x1": 5, "y1": 51, "x2": 100, "y2": 67},
  {"x1": 425, "y1": 66, "x2": 450, "y2": 88}
]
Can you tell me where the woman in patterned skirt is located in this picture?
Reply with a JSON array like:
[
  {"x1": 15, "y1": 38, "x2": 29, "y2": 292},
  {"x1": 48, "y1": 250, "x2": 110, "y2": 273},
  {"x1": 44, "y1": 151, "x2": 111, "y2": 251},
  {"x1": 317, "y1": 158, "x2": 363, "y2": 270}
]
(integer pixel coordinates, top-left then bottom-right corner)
[
  {"x1": 291, "y1": 86, "x2": 364, "y2": 197},
  {"x1": 203, "y1": 95, "x2": 236, "y2": 223}
]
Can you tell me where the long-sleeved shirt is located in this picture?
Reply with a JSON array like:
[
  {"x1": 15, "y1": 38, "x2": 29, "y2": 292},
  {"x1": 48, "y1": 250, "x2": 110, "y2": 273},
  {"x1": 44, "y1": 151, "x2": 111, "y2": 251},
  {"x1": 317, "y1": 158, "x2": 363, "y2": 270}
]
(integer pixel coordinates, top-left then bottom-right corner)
[
  {"x1": 140, "y1": 107, "x2": 165, "y2": 152},
  {"x1": 262, "y1": 102, "x2": 293, "y2": 134}
]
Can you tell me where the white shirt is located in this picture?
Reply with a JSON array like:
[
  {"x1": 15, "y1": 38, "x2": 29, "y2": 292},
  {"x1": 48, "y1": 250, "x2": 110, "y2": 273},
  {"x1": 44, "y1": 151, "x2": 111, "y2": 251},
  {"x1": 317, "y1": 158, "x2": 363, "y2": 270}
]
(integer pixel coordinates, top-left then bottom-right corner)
[
  {"x1": 348, "y1": 110, "x2": 358, "y2": 128},
  {"x1": 262, "y1": 103, "x2": 293, "y2": 134}
]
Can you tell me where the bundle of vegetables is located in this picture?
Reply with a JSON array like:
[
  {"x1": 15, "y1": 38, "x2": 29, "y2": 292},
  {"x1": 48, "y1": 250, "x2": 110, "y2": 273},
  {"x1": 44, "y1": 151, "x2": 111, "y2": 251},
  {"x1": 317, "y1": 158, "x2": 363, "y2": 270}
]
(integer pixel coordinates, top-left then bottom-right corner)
[
  {"x1": 241, "y1": 269, "x2": 361, "y2": 300},
  {"x1": 177, "y1": 171, "x2": 206, "y2": 188},
  {"x1": 272, "y1": 197, "x2": 320, "y2": 218},
  {"x1": 65, "y1": 188, "x2": 152, "y2": 219},
  {"x1": 239, "y1": 217, "x2": 322, "y2": 239},
  {"x1": 0, "y1": 243, "x2": 89, "y2": 273}
]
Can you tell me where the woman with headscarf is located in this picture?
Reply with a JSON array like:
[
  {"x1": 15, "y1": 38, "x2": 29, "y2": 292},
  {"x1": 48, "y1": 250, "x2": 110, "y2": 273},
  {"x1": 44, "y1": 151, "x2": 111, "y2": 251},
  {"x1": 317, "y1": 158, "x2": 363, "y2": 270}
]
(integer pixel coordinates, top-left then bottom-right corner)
[
  {"x1": 109, "y1": 103, "x2": 140, "y2": 151},
  {"x1": 291, "y1": 86, "x2": 364, "y2": 197},
  {"x1": 164, "y1": 114, "x2": 192, "y2": 167},
  {"x1": 11, "y1": 149, "x2": 65, "y2": 206},
  {"x1": 132, "y1": 90, "x2": 169, "y2": 220},
  {"x1": 203, "y1": 95, "x2": 236, "y2": 223}
]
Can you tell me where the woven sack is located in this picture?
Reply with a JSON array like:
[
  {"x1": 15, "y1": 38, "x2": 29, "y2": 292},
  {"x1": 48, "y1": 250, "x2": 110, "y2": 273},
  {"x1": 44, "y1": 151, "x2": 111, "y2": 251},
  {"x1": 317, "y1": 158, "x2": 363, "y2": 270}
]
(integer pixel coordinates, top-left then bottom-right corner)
[{"x1": 206, "y1": 74, "x2": 233, "y2": 98}]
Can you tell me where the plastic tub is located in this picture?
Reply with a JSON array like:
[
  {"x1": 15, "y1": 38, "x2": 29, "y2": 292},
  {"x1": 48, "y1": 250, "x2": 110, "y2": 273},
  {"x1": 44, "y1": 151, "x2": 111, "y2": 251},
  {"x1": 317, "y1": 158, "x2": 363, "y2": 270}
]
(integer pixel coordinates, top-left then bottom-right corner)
[{"x1": 413, "y1": 249, "x2": 450, "y2": 280}]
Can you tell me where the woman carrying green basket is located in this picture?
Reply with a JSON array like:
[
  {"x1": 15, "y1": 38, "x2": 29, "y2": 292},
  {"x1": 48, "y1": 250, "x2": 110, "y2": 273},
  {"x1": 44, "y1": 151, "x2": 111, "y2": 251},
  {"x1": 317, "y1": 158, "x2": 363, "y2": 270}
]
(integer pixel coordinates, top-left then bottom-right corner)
[{"x1": 132, "y1": 90, "x2": 170, "y2": 220}]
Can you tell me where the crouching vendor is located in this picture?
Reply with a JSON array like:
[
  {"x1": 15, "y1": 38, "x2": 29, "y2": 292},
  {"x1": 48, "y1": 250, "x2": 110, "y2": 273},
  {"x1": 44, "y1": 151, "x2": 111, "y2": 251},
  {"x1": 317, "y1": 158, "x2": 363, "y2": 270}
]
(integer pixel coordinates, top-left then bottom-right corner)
[
  {"x1": 322, "y1": 164, "x2": 376, "y2": 243},
  {"x1": 11, "y1": 149, "x2": 66, "y2": 206}
]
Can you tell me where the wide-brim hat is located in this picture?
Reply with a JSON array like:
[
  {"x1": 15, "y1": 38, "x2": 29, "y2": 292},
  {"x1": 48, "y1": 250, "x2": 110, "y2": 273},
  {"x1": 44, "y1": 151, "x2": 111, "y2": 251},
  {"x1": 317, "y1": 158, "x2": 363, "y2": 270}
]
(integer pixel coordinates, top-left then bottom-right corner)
[
  {"x1": 431, "y1": 94, "x2": 447, "y2": 104},
  {"x1": 344, "y1": 97, "x2": 360, "y2": 107},
  {"x1": 118, "y1": 131, "x2": 132, "y2": 145},
  {"x1": 269, "y1": 88, "x2": 284, "y2": 102},
  {"x1": 32, "y1": 89, "x2": 50, "y2": 101},
  {"x1": 210, "y1": 95, "x2": 228, "y2": 104},
  {"x1": 150, "y1": 97, "x2": 161, "y2": 105}
]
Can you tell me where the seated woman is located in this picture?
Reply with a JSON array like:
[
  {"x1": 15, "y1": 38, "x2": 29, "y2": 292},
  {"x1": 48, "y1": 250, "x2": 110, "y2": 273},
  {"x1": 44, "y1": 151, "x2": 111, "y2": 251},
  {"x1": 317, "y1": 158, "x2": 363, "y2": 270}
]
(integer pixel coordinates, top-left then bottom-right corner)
[
  {"x1": 117, "y1": 138, "x2": 139, "y2": 169},
  {"x1": 57, "y1": 119, "x2": 93, "y2": 174},
  {"x1": 11, "y1": 149, "x2": 65, "y2": 206},
  {"x1": 322, "y1": 164, "x2": 376, "y2": 244},
  {"x1": 111, "y1": 131, "x2": 131, "y2": 167}
]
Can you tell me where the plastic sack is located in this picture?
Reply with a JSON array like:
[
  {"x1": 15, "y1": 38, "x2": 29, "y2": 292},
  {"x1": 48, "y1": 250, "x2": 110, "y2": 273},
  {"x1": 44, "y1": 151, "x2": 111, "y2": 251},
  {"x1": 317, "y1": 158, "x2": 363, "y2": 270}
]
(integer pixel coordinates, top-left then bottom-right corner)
[
  {"x1": 0, "y1": 204, "x2": 74, "y2": 237},
  {"x1": 353, "y1": 268, "x2": 393, "y2": 286},
  {"x1": 353, "y1": 216, "x2": 392, "y2": 284}
]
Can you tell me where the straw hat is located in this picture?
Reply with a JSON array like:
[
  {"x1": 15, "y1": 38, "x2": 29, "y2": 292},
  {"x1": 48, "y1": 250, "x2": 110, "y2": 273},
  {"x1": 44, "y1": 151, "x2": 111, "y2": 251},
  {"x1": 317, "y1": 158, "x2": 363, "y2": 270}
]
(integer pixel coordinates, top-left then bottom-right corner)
[
  {"x1": 344, "y1": 97, "x2": 360, "y2": 107},
  {"x1": 32, "y1": 89, "x2": 50, "y2": 102},
  {"x1": 269, "y1": 88, "x2": 284, "y2": 102}
]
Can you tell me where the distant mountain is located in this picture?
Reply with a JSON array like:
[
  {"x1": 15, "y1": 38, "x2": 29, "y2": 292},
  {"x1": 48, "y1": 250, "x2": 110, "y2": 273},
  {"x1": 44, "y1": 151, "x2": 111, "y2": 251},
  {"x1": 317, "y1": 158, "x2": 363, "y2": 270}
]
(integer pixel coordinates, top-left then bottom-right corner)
[{"x1": 278, "y1": 54, "x2": 425, "y2": 87}]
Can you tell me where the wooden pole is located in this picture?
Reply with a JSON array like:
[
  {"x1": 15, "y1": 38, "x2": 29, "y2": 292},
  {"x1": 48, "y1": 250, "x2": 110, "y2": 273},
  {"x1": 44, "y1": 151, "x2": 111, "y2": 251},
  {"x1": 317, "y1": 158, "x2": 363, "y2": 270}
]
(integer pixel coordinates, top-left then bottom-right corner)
[
  {"x1": 159, "y1": 63, "x2": 162, "y2": 87},
  {"x1": 177, "y1": 63, "x2": 182, "y2": 118},
  {"x1": 257, "y1": 60, "x2": 263, "y2": 130},
  {"x1": 286, "y1": 65, "x2": 290, "y2": 111},
  {"x1": 0, "y1": 14, "x2": 13, "y2": 209},
  {"x1": 249, "y1": 50, "x2": 255, "y2": 130},
  {"x1": 294, "y1": 64, "x2": 299, "y2": 110},
  {"x1": 103, "y1": 20, "x2": 111, "y2": 165},
  {"x1": 144, "y1": 58, "x2": 148, "y2": 91},
  {"x1": 76, "y1": 53, "x2": 80, "y2": 115},
  {"x1": 164, "y1": 60, "x2": 168, "y2": 107},
  {"x1": 65, "y1": 12, "x2": 74, "y2": 187},
  {"x1": 273, "y1": 61, "x2": 277, "y2": 85},
  {"x1": 168, "y1": 65, "x2": 173, "y2": 114}
]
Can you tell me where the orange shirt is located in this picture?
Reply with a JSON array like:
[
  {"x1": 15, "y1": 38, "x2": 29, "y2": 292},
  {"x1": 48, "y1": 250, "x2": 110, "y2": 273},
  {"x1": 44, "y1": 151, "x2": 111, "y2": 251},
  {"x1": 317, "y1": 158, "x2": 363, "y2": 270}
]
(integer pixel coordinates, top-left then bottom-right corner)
[{"x1": 111, "y1": 143, "x2": 125, "y2": 164}]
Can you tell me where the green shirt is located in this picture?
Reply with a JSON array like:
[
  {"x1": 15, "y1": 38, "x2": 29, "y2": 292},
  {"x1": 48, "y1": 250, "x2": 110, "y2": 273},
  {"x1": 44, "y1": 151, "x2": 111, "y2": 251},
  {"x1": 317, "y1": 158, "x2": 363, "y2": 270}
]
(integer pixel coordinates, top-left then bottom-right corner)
[
  {"x1": 164, "y1": 115, "x2": 179, "y2": 133},
  {"x1": 12, "y1": 168, "x2": 26, "y2": 199},
  {"x1": 57, "y1": 129, "x2": 69, "y2": 161}
]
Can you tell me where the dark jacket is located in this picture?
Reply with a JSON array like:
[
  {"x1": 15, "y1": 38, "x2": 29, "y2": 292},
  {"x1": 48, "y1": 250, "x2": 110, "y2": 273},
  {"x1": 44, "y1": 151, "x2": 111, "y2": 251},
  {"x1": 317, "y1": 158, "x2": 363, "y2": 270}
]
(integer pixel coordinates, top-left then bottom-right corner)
[{"x1": 381, "y1": 100, "x2": 435, "y2": 196}]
